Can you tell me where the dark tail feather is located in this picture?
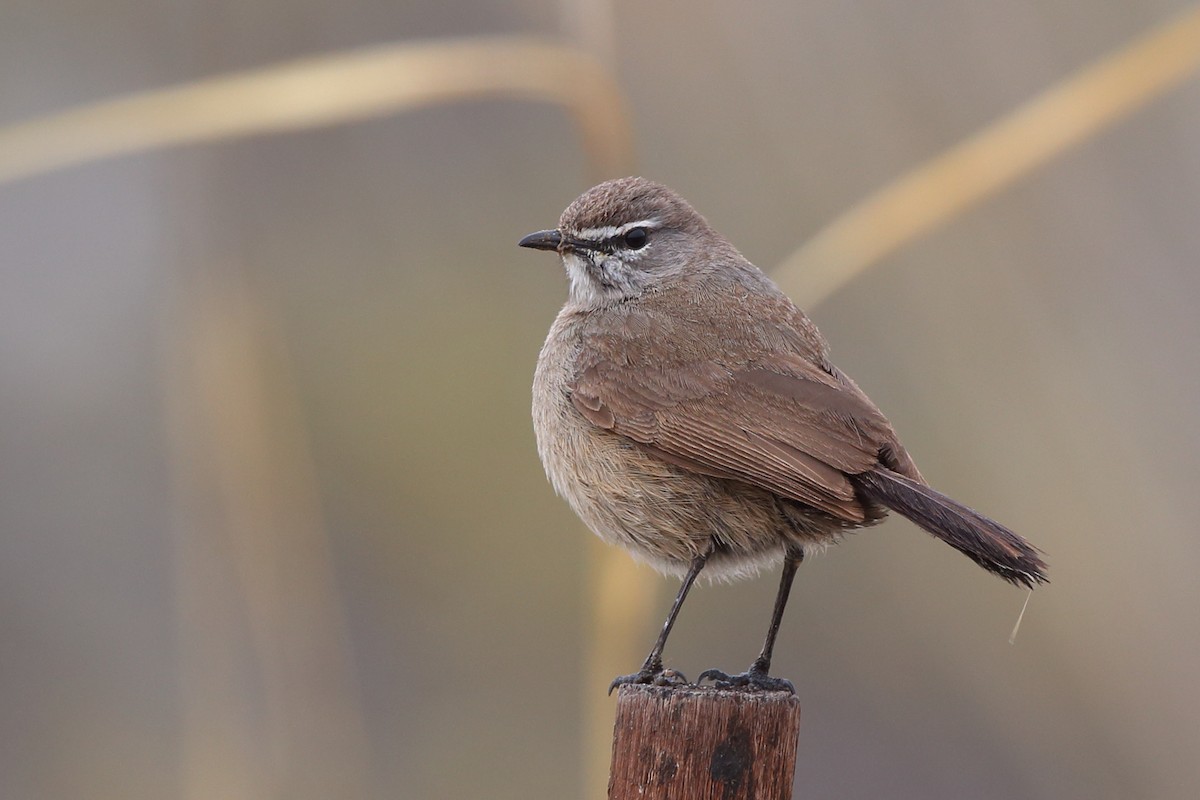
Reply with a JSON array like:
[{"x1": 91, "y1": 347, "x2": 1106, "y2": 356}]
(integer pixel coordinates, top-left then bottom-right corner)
[{"x1": 851, "y1": 467, "x2": 1048, "y2": 589}]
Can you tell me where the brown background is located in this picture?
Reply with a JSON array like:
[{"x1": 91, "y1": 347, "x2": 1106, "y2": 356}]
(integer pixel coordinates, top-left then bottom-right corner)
[{"x1": 2, "y1": 1, "x2": 1199, "y2": 798}]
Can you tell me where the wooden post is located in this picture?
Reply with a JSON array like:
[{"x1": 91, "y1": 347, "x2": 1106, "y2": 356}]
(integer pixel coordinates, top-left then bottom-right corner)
[{"x1": 608, "y1": 684, "x2": 801, "y2": 800}]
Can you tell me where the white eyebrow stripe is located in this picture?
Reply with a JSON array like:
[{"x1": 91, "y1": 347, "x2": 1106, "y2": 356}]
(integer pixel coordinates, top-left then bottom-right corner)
[{"x1": 575, "y1": 219, "x2": 661, "y2": 241}]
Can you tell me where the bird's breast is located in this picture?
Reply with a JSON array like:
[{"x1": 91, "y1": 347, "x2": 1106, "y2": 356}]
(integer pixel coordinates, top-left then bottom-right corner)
[{"x1": 531, "y1": 309, "x2": 797, "y2": 580}]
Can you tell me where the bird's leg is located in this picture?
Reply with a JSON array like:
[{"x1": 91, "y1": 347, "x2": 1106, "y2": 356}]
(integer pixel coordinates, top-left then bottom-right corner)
[
  {"x1": 608, "y1": 544, "x2": 713, "y2": 694},
  {"x1": 700, "y1": 547, "x2": 803, "y2": 693},
  {"x1": 752, "y1": 547, "x2": 804, "y2": 678}
]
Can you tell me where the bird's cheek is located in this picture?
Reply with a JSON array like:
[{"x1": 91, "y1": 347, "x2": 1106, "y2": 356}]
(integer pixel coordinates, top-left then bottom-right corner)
[{"x1": 602, "y1": 258, "x2": 641, "y2": 292}]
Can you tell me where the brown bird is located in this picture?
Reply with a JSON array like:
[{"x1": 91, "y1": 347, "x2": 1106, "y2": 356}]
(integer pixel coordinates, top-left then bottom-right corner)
[{"x1": 520, "y1": 177, "x2": 1046, "y2": 693}]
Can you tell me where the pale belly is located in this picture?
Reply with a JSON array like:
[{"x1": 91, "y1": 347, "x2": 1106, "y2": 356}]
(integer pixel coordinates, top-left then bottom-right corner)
[{"x1": 533, "y1": 357, "x2": 794, "y2": 581}]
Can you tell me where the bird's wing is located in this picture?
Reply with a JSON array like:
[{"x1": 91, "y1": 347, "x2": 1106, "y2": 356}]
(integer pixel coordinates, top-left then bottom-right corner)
[{"x1": 570, "y1": 350, "x2": 899, "y2": 523}]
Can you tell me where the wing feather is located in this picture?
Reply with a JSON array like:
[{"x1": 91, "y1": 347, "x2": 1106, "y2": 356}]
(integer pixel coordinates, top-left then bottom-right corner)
[{"x1": 570, "y1": 351, "x2": 904, "y2": 523}]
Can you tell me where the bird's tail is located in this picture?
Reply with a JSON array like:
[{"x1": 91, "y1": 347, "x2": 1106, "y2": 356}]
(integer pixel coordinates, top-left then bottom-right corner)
[{"x1": 851, "y1": 467, "x2": 1048, "y2": 588}]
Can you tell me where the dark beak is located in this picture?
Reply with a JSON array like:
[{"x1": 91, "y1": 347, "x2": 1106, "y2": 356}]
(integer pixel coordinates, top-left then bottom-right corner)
[{"x1": 518, "y1": 229, "x2": 563, "y2": 251}]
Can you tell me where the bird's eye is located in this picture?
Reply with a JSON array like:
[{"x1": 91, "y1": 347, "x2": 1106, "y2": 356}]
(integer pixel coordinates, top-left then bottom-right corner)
[{"x1": 622, "y1": 227, "x2": 649, "y2": 250}]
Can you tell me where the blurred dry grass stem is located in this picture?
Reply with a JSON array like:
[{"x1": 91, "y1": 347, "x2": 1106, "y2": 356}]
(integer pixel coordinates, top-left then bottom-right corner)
[
  {"x1": 0, "y1": 36, "x2": 633, "y2": 186},
  {"x1": 164, "y1": 272, "x2": 374, "y2": 799},
  {"x1": 583, "y1": 538, "x2": 658, "y2": 799},
  {"x1": 778, "y1": 5, "x2": 1200, "y2": 307}
]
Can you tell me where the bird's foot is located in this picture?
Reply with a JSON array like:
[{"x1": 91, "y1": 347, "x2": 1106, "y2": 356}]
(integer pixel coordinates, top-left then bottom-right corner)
[
  {"x1": 608, "y1": 661, "x2": 688, "y2": 695},
  {"x1": 698, "y1": 660, "x2": 794, "y2": 693}
]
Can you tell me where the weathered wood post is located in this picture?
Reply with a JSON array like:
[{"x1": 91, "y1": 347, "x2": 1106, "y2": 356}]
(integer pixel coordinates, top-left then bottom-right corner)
[{"x1": 608, "y1": 684, "x2": 801, "y2": 799}]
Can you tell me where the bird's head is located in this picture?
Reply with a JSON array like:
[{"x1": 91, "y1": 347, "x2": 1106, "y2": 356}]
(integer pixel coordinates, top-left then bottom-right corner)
[{"x1": 519, "y1": 177, "x2": 722, "y2": 309}]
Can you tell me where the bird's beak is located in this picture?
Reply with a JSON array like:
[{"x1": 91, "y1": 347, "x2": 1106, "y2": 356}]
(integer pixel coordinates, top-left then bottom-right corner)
[{"x1": 518, "y1": 229, "x2": 564, "y2": 251}]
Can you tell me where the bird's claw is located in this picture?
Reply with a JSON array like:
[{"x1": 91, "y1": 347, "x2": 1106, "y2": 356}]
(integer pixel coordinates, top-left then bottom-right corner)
[
  {"x1": 608, "y1": 666, "x2": 688, "y2": 695},
  {"x1": 698, "y1": 666, "x2": 795, "y2": 694}
]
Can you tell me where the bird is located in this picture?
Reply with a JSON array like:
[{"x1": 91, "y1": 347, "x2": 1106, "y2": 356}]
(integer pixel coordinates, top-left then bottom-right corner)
[{"x1": 519, "y1": 176, "x2": 1047, "y2": 693}]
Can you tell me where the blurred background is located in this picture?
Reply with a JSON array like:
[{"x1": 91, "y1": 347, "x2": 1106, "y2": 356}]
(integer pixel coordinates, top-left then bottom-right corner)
[{"x1": 3, "y1": 1, "x2": 1200, "y2": 798}]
